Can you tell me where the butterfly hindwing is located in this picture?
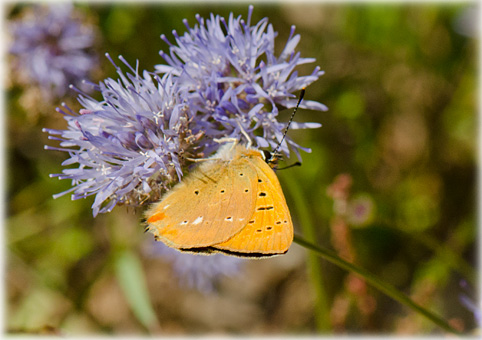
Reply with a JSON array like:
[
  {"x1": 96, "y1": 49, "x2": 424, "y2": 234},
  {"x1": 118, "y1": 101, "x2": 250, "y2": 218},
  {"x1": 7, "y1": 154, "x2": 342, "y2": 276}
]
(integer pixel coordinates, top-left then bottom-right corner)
[{"x1": 145, "y1": 154, "x2": 258, "y2": 249}]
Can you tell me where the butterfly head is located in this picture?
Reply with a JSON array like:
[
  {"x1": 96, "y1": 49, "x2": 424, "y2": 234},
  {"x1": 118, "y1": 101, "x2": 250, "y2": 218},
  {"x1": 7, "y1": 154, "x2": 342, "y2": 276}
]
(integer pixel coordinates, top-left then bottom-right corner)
[{"x1": 261, "y1": 149, "x2": 282, "y2": 169}]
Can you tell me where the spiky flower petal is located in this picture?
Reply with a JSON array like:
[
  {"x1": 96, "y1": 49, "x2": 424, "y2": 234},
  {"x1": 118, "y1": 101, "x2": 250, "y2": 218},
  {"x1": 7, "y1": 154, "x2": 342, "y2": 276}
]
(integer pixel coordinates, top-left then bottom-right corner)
[
  {"x1": 44, "y1": 55, "x2": 201, "y2": 216},
  {"x1": 156, "y1": 5, "x2": 327, "y2": 158},
  {"x1": 45, "y1": 7, "x2": 327, "y2": 216}
]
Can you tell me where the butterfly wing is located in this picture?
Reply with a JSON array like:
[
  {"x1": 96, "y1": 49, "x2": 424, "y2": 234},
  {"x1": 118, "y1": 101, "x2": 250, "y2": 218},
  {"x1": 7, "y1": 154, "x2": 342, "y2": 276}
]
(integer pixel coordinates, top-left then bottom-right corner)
[
  {"x1": 211, "y1": 154, "x2": 294, "y2": 255},
  {"x1": 145, "y1": 157, "x2": 258, "y2": 249}
]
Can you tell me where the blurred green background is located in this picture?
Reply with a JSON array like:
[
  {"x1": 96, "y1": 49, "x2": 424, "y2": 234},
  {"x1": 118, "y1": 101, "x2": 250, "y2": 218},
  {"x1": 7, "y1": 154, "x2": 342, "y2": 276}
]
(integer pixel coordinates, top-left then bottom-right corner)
[{"x1": 6, "y1": 2, "x2": 477, "y2": 335}]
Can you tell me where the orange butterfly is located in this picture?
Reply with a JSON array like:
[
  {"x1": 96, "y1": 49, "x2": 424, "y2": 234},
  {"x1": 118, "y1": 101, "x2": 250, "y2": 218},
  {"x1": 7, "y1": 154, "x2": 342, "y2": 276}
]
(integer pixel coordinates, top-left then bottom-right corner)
[{"x1": 145, "y1": 142, "x2": 293, "y2": 258}]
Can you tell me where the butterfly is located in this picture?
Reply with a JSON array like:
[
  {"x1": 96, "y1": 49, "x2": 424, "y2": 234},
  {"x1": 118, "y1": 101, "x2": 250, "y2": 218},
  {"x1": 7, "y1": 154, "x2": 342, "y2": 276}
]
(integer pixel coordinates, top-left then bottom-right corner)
[{"x1": 144, "y1": 142, "x2": 294, "y2": 258}]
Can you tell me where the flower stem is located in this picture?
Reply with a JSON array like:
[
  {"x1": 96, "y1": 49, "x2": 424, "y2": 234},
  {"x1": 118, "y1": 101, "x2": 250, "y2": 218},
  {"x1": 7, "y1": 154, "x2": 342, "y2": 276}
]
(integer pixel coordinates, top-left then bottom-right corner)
[{"x1": 293, "y1": 234, "x2": 462, "y2": 335}]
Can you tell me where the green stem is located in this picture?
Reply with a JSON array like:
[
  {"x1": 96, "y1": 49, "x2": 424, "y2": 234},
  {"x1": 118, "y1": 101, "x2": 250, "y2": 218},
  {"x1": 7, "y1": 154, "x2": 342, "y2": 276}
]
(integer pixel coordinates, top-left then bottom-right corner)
[
  {"x1": 283, "y1": 177, "x2": 331, "y2": 332},
  {"x1": 293, "y1": 234, "x2": 461, "y2": 335}
]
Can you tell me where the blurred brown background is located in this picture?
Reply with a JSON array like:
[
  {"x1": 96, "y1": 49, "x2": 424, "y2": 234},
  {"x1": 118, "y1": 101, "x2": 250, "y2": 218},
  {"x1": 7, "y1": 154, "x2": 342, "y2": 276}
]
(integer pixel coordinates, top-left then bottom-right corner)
[{"x1": 6, "y1": 2, "x2": 477, "y2": 335}]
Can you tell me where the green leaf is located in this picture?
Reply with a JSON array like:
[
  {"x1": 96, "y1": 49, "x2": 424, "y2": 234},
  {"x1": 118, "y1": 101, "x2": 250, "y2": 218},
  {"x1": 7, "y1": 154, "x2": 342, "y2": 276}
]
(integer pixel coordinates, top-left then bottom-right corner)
[{"x1": 114, "y1": 249, "x2": 158, "y2": 332}]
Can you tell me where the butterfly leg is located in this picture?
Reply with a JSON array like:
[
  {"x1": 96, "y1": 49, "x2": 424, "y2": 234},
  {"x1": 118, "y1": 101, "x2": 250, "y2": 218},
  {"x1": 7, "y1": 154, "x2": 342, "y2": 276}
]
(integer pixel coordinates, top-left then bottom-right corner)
[
  {"x1": 185, "y1": 156, "x2": 216, "y2": 163},
  {"x1": 235, "y1": 120, "x2": 253, "y2": 149},
  {"x1": 186, "y1": 138, "x2": 238, "y2": 162},
  {"x1": 213, "y1": 137, "x2": 238, "y2": 145},
  {"x1": 213, "y1": 137, "x2": 240, "y2": 155}
]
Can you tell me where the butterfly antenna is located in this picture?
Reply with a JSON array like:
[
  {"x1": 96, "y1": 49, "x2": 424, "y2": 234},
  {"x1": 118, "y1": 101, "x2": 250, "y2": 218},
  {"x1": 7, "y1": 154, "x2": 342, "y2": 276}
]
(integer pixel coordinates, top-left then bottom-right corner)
[
  {"x1": 277, "y1": 161, "x2": 302, "y2": 171},
  {"x1": 270, "y1": 88, "x2": 305, "y2": 159}
]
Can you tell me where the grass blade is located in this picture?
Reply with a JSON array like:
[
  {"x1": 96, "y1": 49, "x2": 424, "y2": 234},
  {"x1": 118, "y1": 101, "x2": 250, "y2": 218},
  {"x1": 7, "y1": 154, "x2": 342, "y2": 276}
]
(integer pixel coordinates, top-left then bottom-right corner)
[
  {"x1": 294, "y1": 234, "x2": 462, "y2": 335},
  {"x1": 114, "y1": 249, "x2": 159, "y2": 333}
]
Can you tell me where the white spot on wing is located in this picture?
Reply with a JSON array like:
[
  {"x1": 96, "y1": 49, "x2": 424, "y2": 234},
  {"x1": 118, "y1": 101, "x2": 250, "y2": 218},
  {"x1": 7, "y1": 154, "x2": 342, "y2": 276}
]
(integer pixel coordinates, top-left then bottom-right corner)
[
  {"x1": 193, "y1": 216, "x2": 203, "y2": 225},
  {"x1": 238, "y1": 218, "x2": 245, "y2": 222},
  {"x1": 163, "y1": 204, "x2": 170, "y2": 210}
]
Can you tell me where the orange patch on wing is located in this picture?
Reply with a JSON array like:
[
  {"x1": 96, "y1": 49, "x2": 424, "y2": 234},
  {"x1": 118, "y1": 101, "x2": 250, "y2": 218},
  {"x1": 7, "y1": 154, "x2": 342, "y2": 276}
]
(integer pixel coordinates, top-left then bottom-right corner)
[
  {"x1": 147, "y1": 212, "x2": 166, "y2": 223},
  {"x1": 163, "y1": 229, "x2": 178, "y2": 237}
]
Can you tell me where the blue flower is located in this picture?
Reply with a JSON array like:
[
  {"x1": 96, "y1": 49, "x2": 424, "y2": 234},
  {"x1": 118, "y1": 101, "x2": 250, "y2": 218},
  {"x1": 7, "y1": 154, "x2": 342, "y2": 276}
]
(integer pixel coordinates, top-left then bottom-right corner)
[
  {"x1": 156, "y1": 5, "x2": 327, "y2": 159},
  {"x1": 45, "y1": 6, "x2": 327, "y2": 216},
  {"x1": 145, "y1": 240, "x2": 243, "y2": 293},
  {"x1": 8, "y1": 3, "x2": 98, "y2": 99},
  {"x1": 44, "y1": 55, "x2": 202, "y2": 216}
]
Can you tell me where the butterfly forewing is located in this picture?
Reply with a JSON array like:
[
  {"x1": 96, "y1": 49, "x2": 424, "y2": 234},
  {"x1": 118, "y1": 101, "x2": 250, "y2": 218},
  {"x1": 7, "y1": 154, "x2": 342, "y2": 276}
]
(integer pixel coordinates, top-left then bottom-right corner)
[
  {"x1": 145, "y1": 157, "x2": 258, "y2": 248},
  {"x1": 212, "y1": 154, "x2": 293, "y2": 255}
]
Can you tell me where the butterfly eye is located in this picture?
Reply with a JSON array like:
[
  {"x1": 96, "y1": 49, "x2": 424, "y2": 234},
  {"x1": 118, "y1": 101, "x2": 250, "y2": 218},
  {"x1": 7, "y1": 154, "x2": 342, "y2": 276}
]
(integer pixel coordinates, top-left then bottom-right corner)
[
  {"x1": 239, "y1": 173, "x2": 244, "y2": 176},
  {"x1": 244, "y1": 189, "x2": 249, "y2": 193},
  {"x1": 258, "y1": 179, "x2": 263, "y2": 183},
  {"x1": 220, "y1": 189, "x2": 225, "y2": 194},
  {"x1": 194, "y1": 190, "x2": 200, "y2": 195},
  {"x1": 261, "y1": 150, "x2": 272, "y2": 161},
  {"x1": 259, "y1": 192, "x2": 267, "y2": 197},
  {"x1": 266, "y1": 226, "x2": 273, "y2": 230}
]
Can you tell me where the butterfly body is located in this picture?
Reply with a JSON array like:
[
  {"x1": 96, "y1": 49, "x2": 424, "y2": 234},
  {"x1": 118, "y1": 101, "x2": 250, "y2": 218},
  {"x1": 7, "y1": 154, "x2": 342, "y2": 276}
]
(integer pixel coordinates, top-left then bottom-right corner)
[{"x1": 145, "y1": 143, "x2": 293, "y2": 258}]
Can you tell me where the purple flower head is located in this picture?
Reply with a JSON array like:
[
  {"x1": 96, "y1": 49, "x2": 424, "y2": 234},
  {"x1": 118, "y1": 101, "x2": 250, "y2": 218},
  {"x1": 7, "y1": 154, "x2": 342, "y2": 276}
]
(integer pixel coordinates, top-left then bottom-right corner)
[
  {"x1": 8, "y1": 3, "x2": 98, "y2": 98},
  {"x1": 157, "y1": 5, "x2": 327, "y2": 159},
  {"x1": 146, "y1": 240, "x2": 244, "y2": 293},
  {"x1": 45, "y1": 6, "x2": 326, "y2": 217},
  {"x1": 44, "y1": 54, "x2": 202, "y2": 216}
]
